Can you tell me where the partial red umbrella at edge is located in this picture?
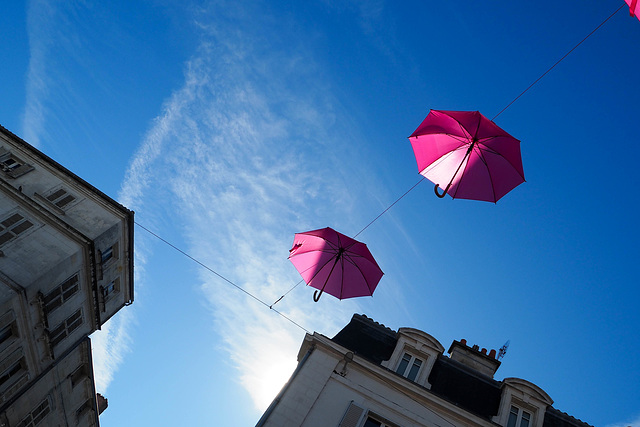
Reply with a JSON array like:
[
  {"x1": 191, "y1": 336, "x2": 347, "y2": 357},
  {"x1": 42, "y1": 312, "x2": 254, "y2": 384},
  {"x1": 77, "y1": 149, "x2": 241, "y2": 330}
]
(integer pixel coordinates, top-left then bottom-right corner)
[
  {"x1": 288, "y1": 227, "x2": 384, "y2": 302},
  {"x1": 625, "y1": 0, "x2": 639, "y2": 19},
  {"x1": 409, "y1": 110, "x2": 525, "y2": 203}
]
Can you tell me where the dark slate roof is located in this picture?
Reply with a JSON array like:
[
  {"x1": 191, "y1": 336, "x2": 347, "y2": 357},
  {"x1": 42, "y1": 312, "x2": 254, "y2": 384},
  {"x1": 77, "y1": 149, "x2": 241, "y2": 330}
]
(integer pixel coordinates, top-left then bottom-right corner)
[
  {"x1": 331, "y1": 314, "x2": 397, "y2": 364},
  {"x1": 543, "y1": 407, "x2": 594, "y2": 427},
  {"x1": 428, "y1": 354, "x2": 502, "y2": 419},
  {"x1": 331, "y1": 314, "x2": 593, "y2": 426}
]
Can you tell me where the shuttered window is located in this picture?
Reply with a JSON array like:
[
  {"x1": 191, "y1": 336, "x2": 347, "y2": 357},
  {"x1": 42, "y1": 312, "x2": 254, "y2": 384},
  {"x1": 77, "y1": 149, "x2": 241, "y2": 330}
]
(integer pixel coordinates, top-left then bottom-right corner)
[
  {"x1": 0, "y1": 212, "x2": 34, "y2": 247},
  {"x1": 339, "y1": 402, "x2": 365, "y2": 427},
  {"x1": 45, "y1": 188, "x2": 76, "y2": 209},
  {"x1": 48, "y1": 309, "x2": 83, "y2": 347},
  {"x1": 0, "y1": 148, "x2": 34, "y2": 178},
  {"x1": 43, "y1": 274, "x2": 80, "y2": 314},
  {"x1": 16, "y1": 397, "x2": 51, "y2": 427}
]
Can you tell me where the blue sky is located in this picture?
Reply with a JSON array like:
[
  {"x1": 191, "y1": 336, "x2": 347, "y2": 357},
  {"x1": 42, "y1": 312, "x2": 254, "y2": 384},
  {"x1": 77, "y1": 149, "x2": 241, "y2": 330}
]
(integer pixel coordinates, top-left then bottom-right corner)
[{"x1": 2, "y1": 1, "x2": 639, "y2": 425}]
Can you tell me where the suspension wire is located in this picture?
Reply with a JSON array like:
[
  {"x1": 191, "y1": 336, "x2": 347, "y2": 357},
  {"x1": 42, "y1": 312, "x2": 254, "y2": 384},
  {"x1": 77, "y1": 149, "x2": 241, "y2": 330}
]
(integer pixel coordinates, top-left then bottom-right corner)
[
  {"x1": 270, "y1": 279, "x2": 304, "y2": 308},
  {"x1": 353, "y1": 177, "x2": 425, "y2": 239},
  {"x1": 269, "y1": 177, "x2": 427, "y2": 307},
  {"x1": 351, "y1": 5, "x2": 626, "y2": 242},
  {"x1": 492, "y1": 4, "x2": 625, "y2": 121},
  {"x1": 134, "y1": 221, "x2": 311, "y2": 333},
  {"x1": 142, "y1": 5, "x2": 626, "y2": 315}
]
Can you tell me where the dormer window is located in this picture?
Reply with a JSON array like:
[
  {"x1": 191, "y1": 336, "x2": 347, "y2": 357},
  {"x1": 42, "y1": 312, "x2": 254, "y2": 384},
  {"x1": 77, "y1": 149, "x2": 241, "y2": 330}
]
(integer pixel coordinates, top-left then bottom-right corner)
[
  {"x1": 395, "y1": 352, "x2": 422, "y2": 381},
  {"x1": 507, "y1": 405, "x2": 531, "y2": 427}
]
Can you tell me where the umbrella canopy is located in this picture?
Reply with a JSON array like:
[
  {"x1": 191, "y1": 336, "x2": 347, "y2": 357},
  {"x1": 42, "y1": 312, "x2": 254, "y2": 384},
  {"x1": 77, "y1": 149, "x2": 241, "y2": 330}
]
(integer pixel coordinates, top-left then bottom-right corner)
[
  {"x1": 409, "y1": 110, "x2": 525, "y2": 203},
  {"x1": 626, "y1": 0, "x2": 639, "y2": 19},
  {"x1": 288, "y1": 227, "x2": 383, "y2": 302}
]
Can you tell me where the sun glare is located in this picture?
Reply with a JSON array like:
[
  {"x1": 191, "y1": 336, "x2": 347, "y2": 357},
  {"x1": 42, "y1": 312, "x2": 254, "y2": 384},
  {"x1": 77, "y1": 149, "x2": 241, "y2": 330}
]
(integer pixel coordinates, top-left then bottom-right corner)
[{"x1": 253, "y1": 355, "x2": 298, "y2": 411}]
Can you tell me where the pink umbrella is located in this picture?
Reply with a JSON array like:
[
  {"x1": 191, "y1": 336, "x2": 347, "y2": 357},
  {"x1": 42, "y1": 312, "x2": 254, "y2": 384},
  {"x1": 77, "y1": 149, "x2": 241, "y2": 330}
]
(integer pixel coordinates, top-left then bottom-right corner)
[
  {"x1": 409, "y1": 110, "x2": 525, "y2": 203},
  {"x1": 626, "y1": 0, "x2": 639, "y2": 19},
  {"x1": 288, "y1": 227, "x2": 383, "y2": 302}
]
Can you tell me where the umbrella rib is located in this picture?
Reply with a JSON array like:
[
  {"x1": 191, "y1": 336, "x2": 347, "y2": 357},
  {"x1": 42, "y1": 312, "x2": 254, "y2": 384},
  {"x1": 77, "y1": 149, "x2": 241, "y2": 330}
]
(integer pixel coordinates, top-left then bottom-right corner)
[
  {"x1": 302, "y1": 248, "x2": 343, "y2": 286},
  {"x1": 476, "y1": 138, "x2": 526, "y2": 180},
  {"x1": 474, "y1": 144, "x2": 498, "y2": 202},
  {"x1": 451, "y1": 142, "x2": 488, "y2": 200},
  {"x1": 415, "y1": 131, "x2": 470, "y2": 147},
  {"x1": 343, "y1": 254, "x2": 375, "y2": 295},
  {"x1": 422, "y1": 144, "x2": 469, "y2": 173},
  {"x1": 443, "y1": 112, "x2": 474, "y2": 142}
]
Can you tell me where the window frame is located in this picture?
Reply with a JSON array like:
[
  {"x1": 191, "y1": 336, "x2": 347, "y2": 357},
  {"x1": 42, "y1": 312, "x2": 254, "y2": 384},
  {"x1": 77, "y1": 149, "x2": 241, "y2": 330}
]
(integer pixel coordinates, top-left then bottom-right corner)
[
  {"x1": 44, "y1": 187, "x2": 77, "y2": 210},
  {"x1": 507, "y1": 405, "x2": 532, "y2": 427},
  {"x1": 395, "y1": 352, "x2": 423, "y2": 382},
  {"x1": 100, "y1": 241, "x2": 119, "y2": 265},
  {"x1": 47, "y1": 309, "x2": 84, "y2": 348},
  {"x1": 16, "y1": 396, "x2": 52, "y2": 427},
  {"x1": 101, "y1": 277, "x2": 120, "y2": 301},
  {"x1": 0, "y1": 148, "x2": 34, "y2": 178},
  {"x1": 362, "y1": 413, "x2": 400, "y2": 427},
  {"x1": 42, "y1": 274, "x2": 80, "y2": 314},
  {"x1": 0, "y1": 212, "x2": 35, "y2": 247}
]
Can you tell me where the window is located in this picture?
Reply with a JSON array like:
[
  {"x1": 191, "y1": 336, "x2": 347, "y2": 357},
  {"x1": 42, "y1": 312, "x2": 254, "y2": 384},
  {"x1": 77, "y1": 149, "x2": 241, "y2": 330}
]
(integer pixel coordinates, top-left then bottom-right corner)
[
  {"x1": 100, "y1": 242, "x2": 119, "y2": 264},
  {"x1": 0, "y1": 213, "x2": 34, "y2": 246},
  {"x1": 363, "y1": 417, "x2": 383, "y2": 427},
  {"x1": 0, "y1": 360, "x2": 22, "y2": 387},
  {"x1": 0, "y1": 324, "x2": 15, "y2": 346},
  {"x1": 0, "y1": 311, "x2": 17, "y2": 350},
  {"x1": 395, "y1": 352, "x2": 423, "y2": 381},
  {"x1": 45, "y1": 188, "x2": 76, "y2": 209},
  {"x1": 507, "y1": 405, "x2": 531, "y2": 427},
  {"x1": 16, "y1": 397, "x2": 51, "y2": 427},
  {"x1": 101, "y1": 277, "x2": 120, "y2": 301},
  {"x1": 0, "y1": 155, "x2": 21, "y2": 171},
  {"x1": 43, "y1": 274, "x2": 79, "y2": 313},
  {"x1": 75, "y1": 399, "x2": 92, "y2": 418},
  {"x1": 338, "y1": 403, "x2": 399, "y2": 427},
  {"x1": 70, "y1": 364, "x2": 89, "y2": 387},
  {"x1": 362, "y1": 415, "x2": 398, "y2": 427},
  {"x1": 48, "y1": 309, "x2": 83, "y2": 347},
  {"x1": 101, "y1": 247, "x2": 113, "y2": 263},
  {"x1": 0, "y1": 149, "x2": 34, "y2": 178}
]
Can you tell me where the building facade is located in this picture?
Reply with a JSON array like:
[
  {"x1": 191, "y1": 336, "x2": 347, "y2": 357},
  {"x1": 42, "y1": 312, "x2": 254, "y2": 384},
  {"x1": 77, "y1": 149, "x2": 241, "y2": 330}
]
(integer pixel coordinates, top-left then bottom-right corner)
[
  {"x1": 258, "y1": 314, "x2": 592, "y2": 427},
  {"x1": 0, "y1": 126, "x2": 133, "y2": 426}
]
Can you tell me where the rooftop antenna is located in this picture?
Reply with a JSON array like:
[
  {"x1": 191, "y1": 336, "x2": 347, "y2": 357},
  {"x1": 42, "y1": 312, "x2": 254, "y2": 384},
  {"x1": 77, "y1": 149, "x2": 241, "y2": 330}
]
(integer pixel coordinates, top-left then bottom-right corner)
[{"x1": 497, "y1": 340, "x2": 510, "y2": 361}]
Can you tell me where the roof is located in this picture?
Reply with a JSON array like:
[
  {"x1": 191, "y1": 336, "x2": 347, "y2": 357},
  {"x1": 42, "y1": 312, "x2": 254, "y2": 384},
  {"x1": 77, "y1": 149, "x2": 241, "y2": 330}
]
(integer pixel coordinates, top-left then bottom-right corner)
[
  {"x1": 331, "y1": 313, "x2": 397, "y2": 364},
  {"x1": 543, "y1": 407, "x2": 595, "y2": 427},
  {"x1": 331, "y1": 313, "x2": 593, "y2": 426},
  {"x1": 428, "y1": 354, "x2": 502, "y2": 419}
]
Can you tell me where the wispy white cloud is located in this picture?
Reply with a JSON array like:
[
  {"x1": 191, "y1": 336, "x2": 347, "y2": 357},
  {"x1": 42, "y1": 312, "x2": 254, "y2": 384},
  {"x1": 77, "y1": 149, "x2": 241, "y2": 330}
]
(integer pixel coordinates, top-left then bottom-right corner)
[
  {"x1": 21, "y1": 0, "x2": 58, "y2": 147},
  {"x1": 113, "y1": 0, "x2": 391, "y2": 410},
  {"x1": 90, "y1": 308, "x2": 134, "y2": 392}
]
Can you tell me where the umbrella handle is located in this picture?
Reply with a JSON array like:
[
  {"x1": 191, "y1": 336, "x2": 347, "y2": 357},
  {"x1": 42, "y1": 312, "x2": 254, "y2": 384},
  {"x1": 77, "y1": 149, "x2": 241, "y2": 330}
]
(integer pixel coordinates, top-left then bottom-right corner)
[
  {"x1": 434, "y1": 183, "x2": 449, "y2": 198},
  {"x1": 312, "y1": 251, "x2": 343, "y2": 302}
]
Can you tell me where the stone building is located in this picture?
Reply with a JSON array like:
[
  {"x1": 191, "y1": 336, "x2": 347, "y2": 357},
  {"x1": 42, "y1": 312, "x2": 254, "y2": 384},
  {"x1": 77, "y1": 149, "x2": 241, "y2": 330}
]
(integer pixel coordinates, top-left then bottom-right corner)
[
  {"x1": 257, "y1": 313, "x2": 592, "y2": 427},
  {"x1": 0, "y1": 126, "x2": 133, "y2": 426}
]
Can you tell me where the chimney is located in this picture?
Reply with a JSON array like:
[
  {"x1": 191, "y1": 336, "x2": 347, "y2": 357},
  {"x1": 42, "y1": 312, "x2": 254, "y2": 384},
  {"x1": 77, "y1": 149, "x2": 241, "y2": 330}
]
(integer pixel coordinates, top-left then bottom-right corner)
[
  {"x1": 447, "y1": 339, "x2": 501, "y2": 378},
  {"x1": 96, "y1": 394, "x2": 108, "y2": 415}
]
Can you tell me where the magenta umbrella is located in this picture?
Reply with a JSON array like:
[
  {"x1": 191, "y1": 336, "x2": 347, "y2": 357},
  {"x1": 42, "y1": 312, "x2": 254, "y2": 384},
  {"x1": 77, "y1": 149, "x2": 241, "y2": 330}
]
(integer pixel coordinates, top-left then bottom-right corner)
[
  {"x1": 409, "y1": 110, "x2": 525, "y2": 203},
  {"x1": 288, "y1": 227, "x2": 383, "y2": 302},
  {"x1": 625, "y1": 0, "x2": 639, "y2": 19}
]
